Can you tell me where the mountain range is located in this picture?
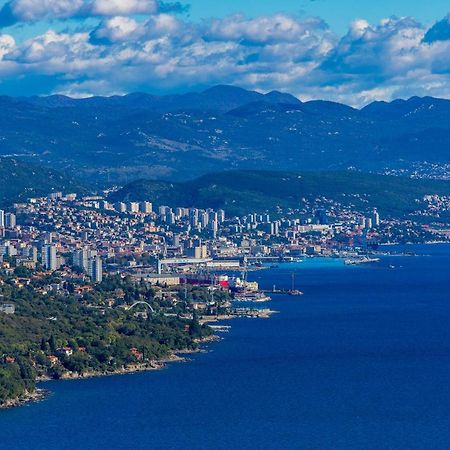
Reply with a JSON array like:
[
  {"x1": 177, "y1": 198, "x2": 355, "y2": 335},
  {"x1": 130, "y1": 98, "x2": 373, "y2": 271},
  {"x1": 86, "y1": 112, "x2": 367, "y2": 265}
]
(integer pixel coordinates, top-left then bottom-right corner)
[{"x1": 1, "y1": 85, "x2": 450, "y2": 183}]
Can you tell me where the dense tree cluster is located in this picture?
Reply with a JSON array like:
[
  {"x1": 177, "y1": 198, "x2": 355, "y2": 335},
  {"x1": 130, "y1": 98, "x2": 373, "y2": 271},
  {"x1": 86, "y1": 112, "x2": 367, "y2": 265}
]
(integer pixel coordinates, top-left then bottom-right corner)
[{"x1": 0, "y1": 273, "x2": 217, "y2": 405}]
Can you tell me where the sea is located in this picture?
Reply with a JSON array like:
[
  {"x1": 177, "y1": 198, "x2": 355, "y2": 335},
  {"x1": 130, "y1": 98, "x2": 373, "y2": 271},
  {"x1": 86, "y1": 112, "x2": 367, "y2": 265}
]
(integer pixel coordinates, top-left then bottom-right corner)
[{"x1": 2, "y1": 244, "x2": 450, "y2": 449}]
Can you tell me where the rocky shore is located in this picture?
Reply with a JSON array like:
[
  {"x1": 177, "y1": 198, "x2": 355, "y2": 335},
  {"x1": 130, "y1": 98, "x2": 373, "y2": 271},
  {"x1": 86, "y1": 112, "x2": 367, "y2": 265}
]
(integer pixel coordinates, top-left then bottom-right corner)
[
  {"x1": 0, "y1": 389, "x2": 48, "y2": 410},
  {"x1": 1, "y1": 335, "x2": 223, "y2": 410}
]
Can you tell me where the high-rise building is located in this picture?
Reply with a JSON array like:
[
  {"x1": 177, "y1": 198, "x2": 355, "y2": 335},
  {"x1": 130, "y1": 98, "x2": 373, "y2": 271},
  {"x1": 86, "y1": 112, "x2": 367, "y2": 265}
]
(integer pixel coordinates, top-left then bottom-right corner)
[
  {"x1": 209, "y1": 219, "x2": 218, "y2": 237},
  {"x1": 5, "y1": 213, "x2": 16, "y2": 229},
  {"x1": 42, "y1": 244, "x2": 58, "y2": 271},
  {"x1": 159, "y1": 205, "x2": 171, "y2": 216},
  {"x1": 116, "y1": 202, "x2": 127, "y2": 213},
  {"x1": 141, "y1": 202, "x2": 153, "y2": 214},
  {"x1": 268, "y1": 221, "x2": 280, "y2": 236},
  {"x1": 128, "y1": 202, "x2": 140, "y2": 213},
  {"x1": 88, "y1": 256, "x2": 103, "y2": 283},
  {"x1": 189, "y1": 209, "x2": 199, "y2": 227},
  {"x1": 186, "y1": 245, "x2": 208, "y2": 259},
  {"x1": 0, "y1": 209, "x2": 4, "y2": 227},
  {"x1": 208, "y1": 211, "x2": 218, "y2": 223},
  {"x1": 200, "y1": 212, "x2": 209, "y2": 228},
  {"x1": 72, "y1": 248, "x2": 90, "y2": 272},
  {"x1": 166, "y1": 211, "x2": 175, "y2": 225},
  {"x1": 23, "y1": 246, "x2": 38, "y2": 262},
  {"x1": 372, "y1": 209, "x2": 380, "y2": 227}
]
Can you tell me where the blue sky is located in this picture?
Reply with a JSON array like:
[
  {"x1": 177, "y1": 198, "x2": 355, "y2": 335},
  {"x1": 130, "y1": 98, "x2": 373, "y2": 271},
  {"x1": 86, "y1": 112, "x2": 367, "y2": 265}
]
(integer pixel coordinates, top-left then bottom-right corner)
[
  {"x1": 1, "y1": 0, "x2": 450, "y2": 104},
  {"x1": 187, "y1": 0, "x2": 450, "y2": 33}
]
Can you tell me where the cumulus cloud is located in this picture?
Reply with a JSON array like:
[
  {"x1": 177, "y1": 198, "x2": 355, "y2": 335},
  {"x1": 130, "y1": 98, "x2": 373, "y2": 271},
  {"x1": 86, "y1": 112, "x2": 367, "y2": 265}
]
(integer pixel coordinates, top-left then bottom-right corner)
[
  {"x1": 90, "y1": 0, "x2": 157, "y2": 17},
  {"x1": 206, "y1": 14, "x2": 331, "y2": 45},
  {"x1": 0, "y1": 34, "x2": 15, "y2": 58},
  {"x1": 0, "y1": 0, "x2": 84, "y2": 25},
  {"x1": 2, "y1": 8, "x2": 450, "y2": 106},
  {"x1": 90, "y1": 13, "x2": 182, "y2": 44},
  {"x1": 90, "y1": 16, "x2": 141, "y2": 44},
  {"x1": 0, "y1": 0, "x2": 161, "y2": 26}
]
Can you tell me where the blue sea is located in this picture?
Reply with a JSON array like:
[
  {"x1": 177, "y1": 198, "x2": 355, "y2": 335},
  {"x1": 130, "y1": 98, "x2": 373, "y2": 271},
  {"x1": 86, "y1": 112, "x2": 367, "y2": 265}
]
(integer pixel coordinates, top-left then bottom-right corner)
[{"x1": 3, "y1": 244, "x2": 450, "y2": 449}]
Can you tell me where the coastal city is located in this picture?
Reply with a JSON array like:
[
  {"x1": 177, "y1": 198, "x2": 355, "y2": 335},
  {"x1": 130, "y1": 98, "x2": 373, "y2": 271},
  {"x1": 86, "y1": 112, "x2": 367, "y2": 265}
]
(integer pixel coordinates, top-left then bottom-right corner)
[
  {"x1": 1, "y1": 186, "x2": 450, "y2": 408},
  {"x1": 4, "y1": 0, "x2": 450, "y2": 446},
  {"x1": 1, "y1": 188, "x2": 449, "y2": 298},
  {"x1": 0, "y1": 190, "x2": 389, "y2": 289}
]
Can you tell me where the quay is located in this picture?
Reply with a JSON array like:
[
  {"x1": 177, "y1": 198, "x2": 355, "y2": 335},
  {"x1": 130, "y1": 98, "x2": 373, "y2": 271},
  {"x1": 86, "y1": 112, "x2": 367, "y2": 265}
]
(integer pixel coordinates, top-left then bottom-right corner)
[{"x1": 261, "y1": 289, "x2": 304, "y2": 296}]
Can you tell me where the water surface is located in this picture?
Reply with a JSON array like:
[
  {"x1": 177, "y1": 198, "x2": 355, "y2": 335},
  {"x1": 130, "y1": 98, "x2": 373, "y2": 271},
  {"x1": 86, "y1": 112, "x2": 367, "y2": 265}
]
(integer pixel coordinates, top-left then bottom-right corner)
[{"x1": 2, "y1": 245, "x2": 450, "y2": 449}]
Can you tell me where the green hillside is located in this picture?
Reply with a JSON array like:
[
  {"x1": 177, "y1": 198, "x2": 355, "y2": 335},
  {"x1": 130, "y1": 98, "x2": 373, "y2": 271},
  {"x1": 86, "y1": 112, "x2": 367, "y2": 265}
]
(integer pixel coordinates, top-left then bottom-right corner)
[
  {"x1": 110, "y1": 170, "x2": 450, "y2": 217},
  {"x1": 0, "y1": 158, "x2": 88, "y2": 206}
]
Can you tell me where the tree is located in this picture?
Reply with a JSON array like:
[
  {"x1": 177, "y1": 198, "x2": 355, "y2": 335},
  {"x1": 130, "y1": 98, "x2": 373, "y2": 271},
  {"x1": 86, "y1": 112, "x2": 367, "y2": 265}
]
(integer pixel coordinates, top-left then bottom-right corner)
[
  {"x1": 49, "y1": 335, "x2": 57, "y2": 353},
  {"x1": 189, "y1": 311, "x2": 202, "y2": 338}
]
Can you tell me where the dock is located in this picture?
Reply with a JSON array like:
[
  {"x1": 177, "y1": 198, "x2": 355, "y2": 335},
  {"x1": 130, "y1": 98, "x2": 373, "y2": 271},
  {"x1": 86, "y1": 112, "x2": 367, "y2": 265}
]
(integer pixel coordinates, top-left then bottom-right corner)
[{"x1": 261, "y1": 289, "x2": 304, "y2": 296}]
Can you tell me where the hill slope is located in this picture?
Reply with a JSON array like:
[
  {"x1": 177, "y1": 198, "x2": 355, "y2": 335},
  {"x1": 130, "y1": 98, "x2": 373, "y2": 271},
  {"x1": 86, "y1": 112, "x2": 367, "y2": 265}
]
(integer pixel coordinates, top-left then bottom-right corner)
[
  {"x1": 110, "y1": 170, "x2": 450, "y2": 217},
  {"x1": 0, "y1": 158, "x2": 88, "y2": 206}
]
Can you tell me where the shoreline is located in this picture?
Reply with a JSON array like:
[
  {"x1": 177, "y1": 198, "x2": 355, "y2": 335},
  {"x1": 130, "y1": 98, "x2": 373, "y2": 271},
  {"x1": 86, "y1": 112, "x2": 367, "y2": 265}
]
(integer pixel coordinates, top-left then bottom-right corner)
[
  {"x1": 2, "y1": 335, "x2": 222, "y2": 411},
  {"x1": 0, "y1": 389, "x2": 48, "y2": 410}
]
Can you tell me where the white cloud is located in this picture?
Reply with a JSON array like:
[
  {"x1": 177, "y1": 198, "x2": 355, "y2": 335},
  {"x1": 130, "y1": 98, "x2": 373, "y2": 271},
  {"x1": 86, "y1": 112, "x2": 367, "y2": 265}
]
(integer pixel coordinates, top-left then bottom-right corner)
[
  {"x1": 3, "y1": 9, "x2": 450, "y2": 106},
  {"x1": 0, "y1": 0, "x2": 159, "y2": 25},
  {"x1": 206, "y1": 14, "x2": 331, "y2": 45},
  {"x1": 8, "y1": 0, "x2": 84, "y2": 22},
  {"x1": 91, "y1": 13, "x2": 182, "y2": 44},
  {"x1": 90, "y1": 0, "x2": 157, "y2": 17},
  {"x1": 92, "y1": 16, "x2": 141, "y2": 43},
  {"x1": 0, "y1": 34, "x2": 15, "y2": 58}
]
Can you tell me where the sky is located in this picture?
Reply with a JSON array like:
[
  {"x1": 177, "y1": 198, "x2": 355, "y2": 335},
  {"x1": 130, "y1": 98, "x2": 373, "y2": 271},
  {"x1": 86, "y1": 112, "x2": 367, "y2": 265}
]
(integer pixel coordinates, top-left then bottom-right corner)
[
  {"x1": 1, "y1": 0, "x2": 450, "y2": 105},
  {"x1": 187, "y1": 0, "x2": 450, "y2": 34}
]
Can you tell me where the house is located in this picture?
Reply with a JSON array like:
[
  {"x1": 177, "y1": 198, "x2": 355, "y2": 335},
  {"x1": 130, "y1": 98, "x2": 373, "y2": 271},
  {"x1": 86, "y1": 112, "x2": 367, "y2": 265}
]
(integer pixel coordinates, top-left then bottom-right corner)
[
  {"x1": 130, "y1": 348, "x2": 143, "y2": 361},
  {"x1": 57, "y1": 347, "x2": 73, "y2": 357},
  {"x1": 0, "y1": 304, "x2": 15, "y2": 314}
]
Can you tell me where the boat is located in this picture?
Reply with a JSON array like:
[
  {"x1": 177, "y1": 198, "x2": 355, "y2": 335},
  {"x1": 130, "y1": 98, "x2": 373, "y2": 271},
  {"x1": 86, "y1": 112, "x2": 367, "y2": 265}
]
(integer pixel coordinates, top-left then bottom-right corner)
[
  {"x1": 344, "y1": 257, "x2": 380, "y2": 265},
  {"x1": 289, "y1": 272, "x2": 303, "y2": 296},
  {"x1": 288, "y1": 289, "x2": 304, "y2": 296},
  {"x1": 233, "y1": 291, "x2": 271, "y2": 303}
]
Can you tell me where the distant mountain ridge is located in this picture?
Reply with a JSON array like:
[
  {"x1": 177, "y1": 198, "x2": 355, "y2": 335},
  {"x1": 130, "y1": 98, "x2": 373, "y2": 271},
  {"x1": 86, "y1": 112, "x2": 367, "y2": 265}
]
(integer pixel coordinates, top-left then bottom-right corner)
[
  {"x1": 1, "y1": 85, "x2": 450, "y2": 183},
  {"x1": 20, "y1": 85, "x2": 302, "y2": 112}
]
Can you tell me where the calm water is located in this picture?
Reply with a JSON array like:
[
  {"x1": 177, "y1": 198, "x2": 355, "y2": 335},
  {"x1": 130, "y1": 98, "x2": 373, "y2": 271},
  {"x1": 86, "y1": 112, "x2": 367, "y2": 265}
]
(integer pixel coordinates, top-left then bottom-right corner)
[{"x1": 3, "y1": 245, "x2": 450, "y2": 449}]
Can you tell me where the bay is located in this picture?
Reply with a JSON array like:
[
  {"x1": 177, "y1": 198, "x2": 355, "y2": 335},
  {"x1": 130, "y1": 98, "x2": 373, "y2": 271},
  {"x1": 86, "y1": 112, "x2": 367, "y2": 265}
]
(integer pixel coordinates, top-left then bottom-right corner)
[{"x1": 2, "y1": 245, "x2": 450, "y2": 449}]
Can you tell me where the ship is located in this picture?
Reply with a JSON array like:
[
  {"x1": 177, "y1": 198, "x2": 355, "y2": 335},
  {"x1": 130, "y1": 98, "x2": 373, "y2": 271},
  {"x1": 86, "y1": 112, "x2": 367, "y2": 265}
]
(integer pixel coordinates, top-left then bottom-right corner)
[
  {"x1": 344, "y1": 257, "x2": 381, "y2": 265},
  {"x1": 288, "y1": 289, "x2": 304, "y2": 296},
  {"x1": 233, "y1": 291, "x2": 271, "y2": 303}
]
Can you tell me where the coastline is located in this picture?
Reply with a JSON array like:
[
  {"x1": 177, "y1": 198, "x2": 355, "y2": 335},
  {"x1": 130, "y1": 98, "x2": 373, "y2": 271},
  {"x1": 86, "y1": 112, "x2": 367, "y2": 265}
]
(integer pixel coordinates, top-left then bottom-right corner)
[
  {"x1": 0, "y1": 389, "x2": 48, "y2": 410},
  {"x1": 38, "y1": 337, "x2": 221, "y2": 383},
  {"x1": 3, "y1": 285, "x2": 273, "y2": 411},
  {"x1": 1, "y1": 335, "x2": 222, "y2": 411}
]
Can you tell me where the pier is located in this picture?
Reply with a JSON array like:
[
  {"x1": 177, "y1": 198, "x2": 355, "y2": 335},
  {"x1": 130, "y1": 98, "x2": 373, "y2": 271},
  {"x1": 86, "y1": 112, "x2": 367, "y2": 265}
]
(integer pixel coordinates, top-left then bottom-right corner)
[{"x1": 261, "y1": 289, "x2": 304, "y2": 296}]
